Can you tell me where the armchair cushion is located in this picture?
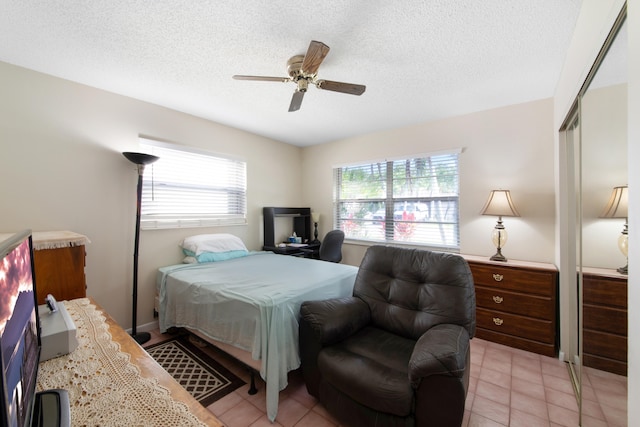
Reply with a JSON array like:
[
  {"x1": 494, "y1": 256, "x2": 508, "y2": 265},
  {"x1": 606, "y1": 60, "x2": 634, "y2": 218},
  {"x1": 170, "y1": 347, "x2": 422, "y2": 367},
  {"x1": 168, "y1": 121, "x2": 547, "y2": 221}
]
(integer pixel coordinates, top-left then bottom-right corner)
[
  {"x1": 318, "y1": 326, "x2": 415, "y2": 417},
  {"x1": 354, "y1": 246, "x2": 476, "y2": 340}
]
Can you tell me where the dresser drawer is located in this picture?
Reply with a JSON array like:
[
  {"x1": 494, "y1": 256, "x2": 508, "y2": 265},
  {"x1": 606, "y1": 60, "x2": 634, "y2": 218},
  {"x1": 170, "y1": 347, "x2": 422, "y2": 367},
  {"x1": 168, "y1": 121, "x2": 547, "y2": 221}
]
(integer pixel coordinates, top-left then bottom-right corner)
[
  {"x1": 475, "y1": 329, "x2": 556, "y2": 357},
  {"x1": 583, "y1": 304, "x2": 627, "y2": 336},
  {"x1": 475, "y1": 286, "x2": 554, "y2": 320},
  {"x1": 469, "y1": 263, "x2": 555, "y2": 296},
  {"x1": 476, "y1": 308, "x2": 554, "y2": 344},
  {"x1": 582, "y1": 354, "x2": 627, "y2": 377},
  {"x1": 583, "y1": 329, "x2": 627, "y2": 362},
  {"x1": 583, "y1": 274, "x2": 627, "y2": 309}
]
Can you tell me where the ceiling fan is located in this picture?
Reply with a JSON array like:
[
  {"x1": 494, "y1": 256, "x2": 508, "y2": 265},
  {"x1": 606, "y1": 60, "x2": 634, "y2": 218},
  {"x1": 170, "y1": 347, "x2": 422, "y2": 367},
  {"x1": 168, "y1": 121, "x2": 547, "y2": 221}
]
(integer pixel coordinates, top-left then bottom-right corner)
[{"x1": 233, "y1": 40, "x2": 366, "y2": 112}]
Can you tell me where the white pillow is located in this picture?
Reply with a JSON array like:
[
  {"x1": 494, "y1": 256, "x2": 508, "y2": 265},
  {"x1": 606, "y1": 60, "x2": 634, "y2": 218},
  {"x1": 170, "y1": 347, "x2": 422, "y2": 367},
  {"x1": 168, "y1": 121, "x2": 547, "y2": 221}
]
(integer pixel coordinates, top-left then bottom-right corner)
[{"x1": 180, "y1": 233, "x2": 248, "y2": 255}]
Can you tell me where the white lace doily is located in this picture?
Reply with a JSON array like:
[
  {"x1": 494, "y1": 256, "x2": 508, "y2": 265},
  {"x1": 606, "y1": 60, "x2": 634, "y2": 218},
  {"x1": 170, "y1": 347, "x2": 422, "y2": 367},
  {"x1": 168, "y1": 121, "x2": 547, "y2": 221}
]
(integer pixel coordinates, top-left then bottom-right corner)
[{"x1": 37, "y1": 299, "x2": 207, "y2": 427}]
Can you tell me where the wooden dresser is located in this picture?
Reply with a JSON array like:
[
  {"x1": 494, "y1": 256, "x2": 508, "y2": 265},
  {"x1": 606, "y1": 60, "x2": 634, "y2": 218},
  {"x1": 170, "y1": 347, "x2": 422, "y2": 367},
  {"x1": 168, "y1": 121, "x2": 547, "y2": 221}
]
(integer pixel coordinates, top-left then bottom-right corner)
[
  {"x1": 582, "y1": 267, "x2": 627, "y2": 376},
  {"x1": 32, "y1": 231, "x2": 89, "y2": 305},
  {"x1": 464, "y1": 255, "x2": 559, "y2": 357}
]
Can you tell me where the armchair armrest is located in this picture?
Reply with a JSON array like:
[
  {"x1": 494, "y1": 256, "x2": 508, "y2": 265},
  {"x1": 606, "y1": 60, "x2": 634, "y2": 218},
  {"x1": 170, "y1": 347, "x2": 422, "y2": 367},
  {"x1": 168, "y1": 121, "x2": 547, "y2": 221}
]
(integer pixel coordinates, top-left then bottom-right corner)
[
  {"x1": 300, "y1": 297, "x2": 370, "y2": 346},
  {"x1": 299, "y1": 297, "x2": 370, "y2": 398},
  {"x1": 408, "y1": 323, "x2": 470, "y2": 387}
]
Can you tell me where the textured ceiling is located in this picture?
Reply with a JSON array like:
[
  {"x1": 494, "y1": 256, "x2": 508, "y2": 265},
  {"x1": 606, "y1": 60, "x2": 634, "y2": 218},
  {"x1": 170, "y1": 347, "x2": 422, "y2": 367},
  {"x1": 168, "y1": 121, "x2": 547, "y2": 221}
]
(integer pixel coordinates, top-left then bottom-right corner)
[{"x1": 0, "y1": 1, "x2": 582, "y2": 147}]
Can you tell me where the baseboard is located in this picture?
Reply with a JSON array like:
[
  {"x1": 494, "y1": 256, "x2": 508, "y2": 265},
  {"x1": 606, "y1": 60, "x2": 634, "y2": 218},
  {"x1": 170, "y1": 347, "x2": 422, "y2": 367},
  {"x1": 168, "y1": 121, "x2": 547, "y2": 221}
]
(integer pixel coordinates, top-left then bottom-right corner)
[{"x1": 125, "y1": 319, "x2": 159, "y2": 335}]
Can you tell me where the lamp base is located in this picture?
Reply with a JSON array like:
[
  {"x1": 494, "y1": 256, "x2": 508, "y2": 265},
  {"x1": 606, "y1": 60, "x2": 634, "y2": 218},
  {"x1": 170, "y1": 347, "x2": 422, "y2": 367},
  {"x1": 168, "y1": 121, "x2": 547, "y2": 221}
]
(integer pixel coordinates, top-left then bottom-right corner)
[
  {"x1": 489, "y1": 249, "x2": 508, "y2": 262},
  {"x1": 617, "y1": 264, "x2": 628, "y2": 275},
  {"x1": 131, "y1": 331, "x2": 151, "y2": 345}
]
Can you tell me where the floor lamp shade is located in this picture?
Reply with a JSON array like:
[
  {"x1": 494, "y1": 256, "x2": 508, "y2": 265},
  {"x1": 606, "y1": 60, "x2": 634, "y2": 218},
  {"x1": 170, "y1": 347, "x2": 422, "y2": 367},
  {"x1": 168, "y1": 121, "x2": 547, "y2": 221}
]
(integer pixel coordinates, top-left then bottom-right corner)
[{"x1": 123, "y1": 152, "x2": 159, "y2": 344}]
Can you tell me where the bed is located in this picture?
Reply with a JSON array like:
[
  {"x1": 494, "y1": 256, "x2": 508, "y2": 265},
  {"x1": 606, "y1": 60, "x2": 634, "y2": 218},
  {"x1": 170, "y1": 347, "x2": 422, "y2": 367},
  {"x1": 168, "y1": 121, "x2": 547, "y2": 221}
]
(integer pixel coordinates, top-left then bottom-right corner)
[{"x1": 156, "y1": 248, "x2": 358, "y2": 421}]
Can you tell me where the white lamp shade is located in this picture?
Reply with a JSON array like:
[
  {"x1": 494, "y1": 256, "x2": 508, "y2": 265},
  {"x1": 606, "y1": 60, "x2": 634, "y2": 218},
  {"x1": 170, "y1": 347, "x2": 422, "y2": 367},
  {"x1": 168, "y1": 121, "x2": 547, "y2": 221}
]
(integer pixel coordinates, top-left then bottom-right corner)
[
  {"x1": 600, "y1": 185, "x2": 628, "y2": 218},
  {"x1": 312, "y1": 212, "x2": 320, "y2": 223},
  {"x1": 481, "y1": 190, "x2": 520, "y2": 217}
]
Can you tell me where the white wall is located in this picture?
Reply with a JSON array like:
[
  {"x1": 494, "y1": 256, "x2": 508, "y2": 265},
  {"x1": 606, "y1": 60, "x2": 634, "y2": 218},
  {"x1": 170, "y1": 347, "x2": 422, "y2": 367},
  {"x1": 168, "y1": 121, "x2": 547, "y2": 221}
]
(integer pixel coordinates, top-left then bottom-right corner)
[
  {"x1": 301, "y1": 98, "x2": 556, "y2": 266},
  {"x1": 0, "y1": 61, "x2": 303, "y2": 329}
]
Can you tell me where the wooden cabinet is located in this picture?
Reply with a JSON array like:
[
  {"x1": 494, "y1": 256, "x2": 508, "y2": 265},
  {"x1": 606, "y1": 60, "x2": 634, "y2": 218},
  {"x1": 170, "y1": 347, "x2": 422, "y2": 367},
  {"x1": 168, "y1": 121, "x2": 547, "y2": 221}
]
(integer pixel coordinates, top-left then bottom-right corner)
[
  {"x1": 582, "y1": 268, "x2": 627, "y2": 376},
  {"x1": 464, "y1": 256, "x2": 558, "y2": 357},
  {"x1": 32, "y1": 231, "x2": 89, "y2": 305}
]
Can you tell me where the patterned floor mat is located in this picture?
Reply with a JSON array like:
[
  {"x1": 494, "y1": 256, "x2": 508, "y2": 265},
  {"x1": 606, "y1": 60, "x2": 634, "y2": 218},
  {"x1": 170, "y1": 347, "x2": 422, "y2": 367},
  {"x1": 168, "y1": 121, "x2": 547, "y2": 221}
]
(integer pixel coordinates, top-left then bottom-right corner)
[{"x1": 145, "y1": 335, "x2": 245, "y2": 407}]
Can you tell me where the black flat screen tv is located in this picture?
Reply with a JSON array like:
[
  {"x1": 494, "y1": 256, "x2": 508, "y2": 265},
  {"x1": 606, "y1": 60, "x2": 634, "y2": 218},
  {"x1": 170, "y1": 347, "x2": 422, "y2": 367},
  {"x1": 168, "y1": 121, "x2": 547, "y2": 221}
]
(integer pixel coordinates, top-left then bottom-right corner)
[{"x1": 0, "y1": 230, "x2": 40, "y2": 427}]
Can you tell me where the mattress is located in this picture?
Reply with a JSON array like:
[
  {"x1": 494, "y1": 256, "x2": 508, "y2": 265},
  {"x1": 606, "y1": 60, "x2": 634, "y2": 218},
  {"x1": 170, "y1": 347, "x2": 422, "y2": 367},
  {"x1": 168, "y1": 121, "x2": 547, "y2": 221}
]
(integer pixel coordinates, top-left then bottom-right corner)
[{"x1": 156, "y1": 252, "x2": 358, "y2": 421}]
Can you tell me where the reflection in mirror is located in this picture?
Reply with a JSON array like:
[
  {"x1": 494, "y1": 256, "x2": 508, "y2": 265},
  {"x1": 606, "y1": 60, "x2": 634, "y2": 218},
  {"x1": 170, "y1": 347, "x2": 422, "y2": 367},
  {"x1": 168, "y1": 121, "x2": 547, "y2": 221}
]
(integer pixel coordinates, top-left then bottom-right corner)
[
  {"x1": 581, "y1": 19, "x2": 628, "y2": 269},
  {"x1": 573, "y1": 15, "x2": 627, "y2": 425}
]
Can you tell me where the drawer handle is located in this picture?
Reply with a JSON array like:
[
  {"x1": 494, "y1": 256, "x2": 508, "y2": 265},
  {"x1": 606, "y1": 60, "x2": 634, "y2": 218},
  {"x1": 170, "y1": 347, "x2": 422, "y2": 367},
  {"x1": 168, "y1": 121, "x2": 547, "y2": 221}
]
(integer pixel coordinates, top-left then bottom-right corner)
[
  {"x1": 493, "y1": 317, "x2": 504, "y2": 326},
  {"x1": 492, "y1": 273, "x2": 504, "y2": 282},
  {"x1": 492, "y1": 295, "x2": 504, "y2": 304}
]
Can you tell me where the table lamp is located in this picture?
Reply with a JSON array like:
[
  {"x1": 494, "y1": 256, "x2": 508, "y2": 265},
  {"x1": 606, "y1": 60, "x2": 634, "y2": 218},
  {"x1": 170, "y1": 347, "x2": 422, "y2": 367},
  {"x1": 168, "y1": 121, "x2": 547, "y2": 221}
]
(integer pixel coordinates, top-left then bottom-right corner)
[
  {"x1": 600, "y1": 185, "x2": 628, "y2": 274},
  {"x1": 311, "y1": 212, "x2": 320, "y2": 244},
  {"x1": 480, "y1": 190, "x2": 520, "y2": 262}
]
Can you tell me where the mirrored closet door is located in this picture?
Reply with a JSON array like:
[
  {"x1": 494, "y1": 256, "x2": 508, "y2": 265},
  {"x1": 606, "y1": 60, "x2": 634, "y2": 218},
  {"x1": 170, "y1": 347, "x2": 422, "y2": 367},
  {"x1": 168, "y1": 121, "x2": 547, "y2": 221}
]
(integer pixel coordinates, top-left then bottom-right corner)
[{"x1": 561, "y1": 8, "x2": 628, "y2": 425}]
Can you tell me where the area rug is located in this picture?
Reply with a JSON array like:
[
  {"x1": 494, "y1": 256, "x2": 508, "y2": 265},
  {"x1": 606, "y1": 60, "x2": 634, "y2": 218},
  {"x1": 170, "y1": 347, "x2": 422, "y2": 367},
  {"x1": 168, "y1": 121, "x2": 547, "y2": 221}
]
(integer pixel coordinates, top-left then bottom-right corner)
[{"x1": 145, "y1": 335, "x2": 245, "y2": 407}]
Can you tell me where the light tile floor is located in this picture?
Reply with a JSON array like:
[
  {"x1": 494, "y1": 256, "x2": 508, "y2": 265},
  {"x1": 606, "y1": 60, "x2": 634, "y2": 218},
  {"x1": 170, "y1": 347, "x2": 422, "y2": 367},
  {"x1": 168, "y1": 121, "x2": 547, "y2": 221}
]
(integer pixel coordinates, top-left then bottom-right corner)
[{"x1": 147, "y1": 331, "x2": 627, "y2": 427}]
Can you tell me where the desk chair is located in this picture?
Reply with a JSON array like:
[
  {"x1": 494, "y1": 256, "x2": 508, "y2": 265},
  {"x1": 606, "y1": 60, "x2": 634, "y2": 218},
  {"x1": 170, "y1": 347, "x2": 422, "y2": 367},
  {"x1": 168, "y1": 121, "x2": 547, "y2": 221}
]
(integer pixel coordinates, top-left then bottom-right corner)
[{"x1": 318, "y1": 230, "x2": 344, "y2": 263}]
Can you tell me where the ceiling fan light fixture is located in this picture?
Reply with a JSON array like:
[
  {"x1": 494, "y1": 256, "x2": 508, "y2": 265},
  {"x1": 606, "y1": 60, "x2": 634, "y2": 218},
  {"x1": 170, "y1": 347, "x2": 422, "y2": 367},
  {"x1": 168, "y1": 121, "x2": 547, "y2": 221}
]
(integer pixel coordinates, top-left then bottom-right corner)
[
  {"x1": 296, "y1": 79, "x2": 308, "y2": 92},
  {"x1": 287, "y1": 55, "x2": 305, "y2": 78}
]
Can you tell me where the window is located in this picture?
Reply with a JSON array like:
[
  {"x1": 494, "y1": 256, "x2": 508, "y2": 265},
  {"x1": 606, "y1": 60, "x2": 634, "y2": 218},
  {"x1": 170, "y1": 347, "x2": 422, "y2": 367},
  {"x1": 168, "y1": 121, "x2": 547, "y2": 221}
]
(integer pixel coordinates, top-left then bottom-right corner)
[
  {"x1": 333, "y1": 151, "x2": 460, "y2": 249},
  {"x1": 139, "y1": 138, "x2": 246, "y2": 229}
]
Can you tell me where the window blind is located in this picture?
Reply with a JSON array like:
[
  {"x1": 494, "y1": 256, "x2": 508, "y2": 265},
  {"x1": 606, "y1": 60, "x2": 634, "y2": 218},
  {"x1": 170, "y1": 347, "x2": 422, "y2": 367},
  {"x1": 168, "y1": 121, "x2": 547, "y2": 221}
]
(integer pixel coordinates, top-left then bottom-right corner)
[
  {"x1": 333, "y1": 153, "x2": 460, "y2": 249},
  {"x1": 139, "y1": 139, "x2": 247, "y2": 229}
]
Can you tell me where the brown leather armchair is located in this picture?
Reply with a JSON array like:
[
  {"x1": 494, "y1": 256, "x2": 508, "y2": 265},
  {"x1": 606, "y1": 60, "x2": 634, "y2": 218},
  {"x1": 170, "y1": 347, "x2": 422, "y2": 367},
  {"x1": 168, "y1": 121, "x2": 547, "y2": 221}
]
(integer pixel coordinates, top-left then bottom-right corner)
[{"x1": 299, "y1": 246, "x2": 476, "y2": 427}]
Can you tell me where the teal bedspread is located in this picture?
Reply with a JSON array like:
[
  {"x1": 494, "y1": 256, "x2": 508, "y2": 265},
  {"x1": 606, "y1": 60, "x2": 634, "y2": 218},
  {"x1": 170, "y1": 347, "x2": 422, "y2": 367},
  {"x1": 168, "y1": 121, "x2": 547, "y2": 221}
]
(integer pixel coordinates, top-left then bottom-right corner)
[{"x1": 156, "y1": 252, "x2": 358, "y2": 421}]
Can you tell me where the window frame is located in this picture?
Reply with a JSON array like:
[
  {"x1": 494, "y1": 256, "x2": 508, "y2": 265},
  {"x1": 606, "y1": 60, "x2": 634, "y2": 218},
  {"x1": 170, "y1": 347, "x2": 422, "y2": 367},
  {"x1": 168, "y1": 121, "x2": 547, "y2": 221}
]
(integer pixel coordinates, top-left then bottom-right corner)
[
  {"x1": 333, "y1": 150, "x2": 461, "y2": 250},
  {"x1": 138, "y1": 138, "x2": 247, "y2": 230}
]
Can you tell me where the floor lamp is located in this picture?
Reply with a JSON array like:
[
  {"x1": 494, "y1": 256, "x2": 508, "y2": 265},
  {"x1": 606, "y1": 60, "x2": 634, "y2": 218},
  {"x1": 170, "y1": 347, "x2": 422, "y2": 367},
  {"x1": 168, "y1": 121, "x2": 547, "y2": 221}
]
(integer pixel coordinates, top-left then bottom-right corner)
[{"x1": 123, "y1": 152, "x2": 159, "y2": 344}]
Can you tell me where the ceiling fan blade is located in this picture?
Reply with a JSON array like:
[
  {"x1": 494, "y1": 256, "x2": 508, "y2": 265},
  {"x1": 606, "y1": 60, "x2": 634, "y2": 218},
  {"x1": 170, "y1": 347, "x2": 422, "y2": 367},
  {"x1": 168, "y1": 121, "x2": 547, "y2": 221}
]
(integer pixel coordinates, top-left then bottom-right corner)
[
  {"x1": 301, "y1": 40, "x2": 330, "y2": 75},
  {"x1": 288, "y1": 91, "x2": 305, "y2": 112},
  {"x1": 316, "y1": 79, "x2": 366, "y2": 95},
  {"x1": 233, "y1": 75, "x2": 290, "y2": 82}
]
